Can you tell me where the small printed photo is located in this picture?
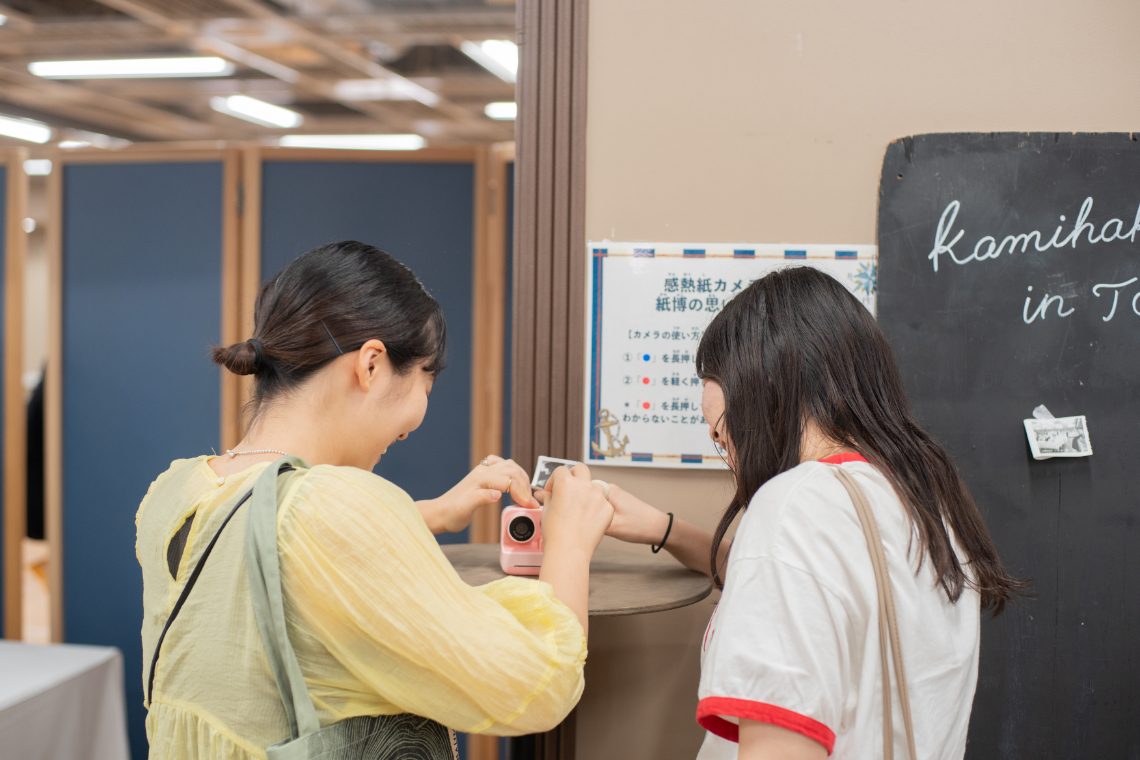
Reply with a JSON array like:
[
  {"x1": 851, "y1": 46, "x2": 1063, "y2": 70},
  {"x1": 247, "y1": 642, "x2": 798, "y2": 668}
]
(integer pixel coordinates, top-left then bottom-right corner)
[
  {"x1": 531, "y1": 456, "x2": 581, "y2": 489},
  {"x1": 1023, "y1": 416, "x2": 1093, "y2": 460}
]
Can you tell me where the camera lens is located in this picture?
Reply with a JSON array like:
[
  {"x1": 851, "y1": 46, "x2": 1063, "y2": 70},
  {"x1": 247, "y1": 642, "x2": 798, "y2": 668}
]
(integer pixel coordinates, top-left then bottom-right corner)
[{"x1": 508, "y1": 515, "x2": 536, "y2": 542}]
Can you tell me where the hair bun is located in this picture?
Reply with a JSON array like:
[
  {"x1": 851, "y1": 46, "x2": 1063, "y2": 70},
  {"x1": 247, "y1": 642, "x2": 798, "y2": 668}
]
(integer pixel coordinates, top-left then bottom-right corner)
[{"x1": 210, "y1": 339, "x2": 262, "y2": 376}]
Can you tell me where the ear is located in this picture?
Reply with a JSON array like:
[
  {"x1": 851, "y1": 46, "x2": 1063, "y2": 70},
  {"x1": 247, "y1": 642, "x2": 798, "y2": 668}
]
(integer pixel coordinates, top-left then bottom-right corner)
[{"x1": 353, "y1": 339, "x2": 389, "y2": 392}]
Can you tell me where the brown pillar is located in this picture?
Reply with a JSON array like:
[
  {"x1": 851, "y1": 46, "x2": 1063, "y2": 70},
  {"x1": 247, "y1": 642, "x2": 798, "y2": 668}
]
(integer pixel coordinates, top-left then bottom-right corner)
[{"x1": 512, "y1": 0, "x2": 589, "y2": 471}]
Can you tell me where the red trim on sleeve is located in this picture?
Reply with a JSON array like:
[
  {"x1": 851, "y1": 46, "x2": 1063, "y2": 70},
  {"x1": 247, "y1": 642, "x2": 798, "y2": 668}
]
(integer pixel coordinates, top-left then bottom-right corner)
[
  {"x1": 697, "y1": 697, "x2": 836, "y2": 754},
  {"x1": 818, "y1": 452, "x2": 868, "y2": 465}
]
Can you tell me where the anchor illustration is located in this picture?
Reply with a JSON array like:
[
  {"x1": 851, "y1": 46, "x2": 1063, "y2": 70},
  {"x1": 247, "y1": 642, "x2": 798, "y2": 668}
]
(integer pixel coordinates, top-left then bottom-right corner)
[{"x1": 591, "y1": 408, "x2": 630, "y2": 458}]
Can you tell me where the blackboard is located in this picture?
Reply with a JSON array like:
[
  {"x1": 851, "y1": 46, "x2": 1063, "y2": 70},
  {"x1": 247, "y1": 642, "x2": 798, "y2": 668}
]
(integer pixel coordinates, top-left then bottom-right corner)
[
  {"x1": 877, "y1": 133, "x2": 1140, "y2": 756},
  {"x1": 63, "y1": 161, "x2": 224, "y2": 758}
]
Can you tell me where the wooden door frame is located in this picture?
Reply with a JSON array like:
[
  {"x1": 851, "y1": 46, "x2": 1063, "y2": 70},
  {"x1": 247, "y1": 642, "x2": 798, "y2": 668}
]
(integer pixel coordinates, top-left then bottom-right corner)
[
  {"x1": 471, "y1": 141, "x2": 515, "y2": 545},
  {"x1": 245, "y1": 144, "x2": 511, "y2": 760},
  {"x1": 44, "y1": 146, "x2": 240, "y2": 642},
  {"x1": 40, "y1": 142, "x2": 514, "y2": 760},
  {"x1": 2, "y1": 148, "x2": 27, "y2": 640},
  {"x1": 230, "y1": 144, "x2": 492, "y2": 455}
]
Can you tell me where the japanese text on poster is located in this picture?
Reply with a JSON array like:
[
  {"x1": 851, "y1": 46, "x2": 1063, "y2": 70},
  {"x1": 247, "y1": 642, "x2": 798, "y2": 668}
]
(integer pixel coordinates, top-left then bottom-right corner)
[{"x1": 584, "y1": 243, "x2": 877, "y2": 468}]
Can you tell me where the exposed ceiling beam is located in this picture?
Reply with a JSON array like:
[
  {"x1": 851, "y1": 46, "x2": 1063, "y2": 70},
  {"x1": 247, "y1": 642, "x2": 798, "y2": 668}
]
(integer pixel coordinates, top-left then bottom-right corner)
[
  {"x1": 86, "y1": 0, "x2": 412, "y2": 130},
  {"x1": 0, "y1": 4, "x2": 35, "y2": 30},
  {"x1": 0, "y1": 12, "x2": 514, "y2": 61},
  {"x1": 0, "y1": 67, "x2": 217, "y2": 140},
  {"x1": 0, "y1": 2, "x2": 512, "y2": 144},
  {"x1": 211, "y1": 0, "x2": 492, "y2": 134}
]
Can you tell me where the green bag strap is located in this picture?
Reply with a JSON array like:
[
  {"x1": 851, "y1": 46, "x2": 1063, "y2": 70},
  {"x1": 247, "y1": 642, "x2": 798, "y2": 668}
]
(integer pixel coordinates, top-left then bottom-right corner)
[{"x1": 245, "y1": 456, "x2": 321, "y2": 740}]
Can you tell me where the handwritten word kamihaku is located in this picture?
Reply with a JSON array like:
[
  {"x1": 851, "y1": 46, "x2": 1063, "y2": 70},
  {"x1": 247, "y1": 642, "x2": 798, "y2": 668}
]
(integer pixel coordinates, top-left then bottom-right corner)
[{"x1": 928, "y1": 197, "x2": 1140, "y2": 273}]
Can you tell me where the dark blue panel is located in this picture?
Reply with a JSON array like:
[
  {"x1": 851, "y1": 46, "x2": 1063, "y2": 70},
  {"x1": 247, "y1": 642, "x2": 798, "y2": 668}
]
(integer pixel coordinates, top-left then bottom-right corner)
[
  {"x1": 260, "y1": 161, "x2": 474, "y2": 545},
  {"x1": 63, "y1": 162, "x2": 223, "y2": 759}
]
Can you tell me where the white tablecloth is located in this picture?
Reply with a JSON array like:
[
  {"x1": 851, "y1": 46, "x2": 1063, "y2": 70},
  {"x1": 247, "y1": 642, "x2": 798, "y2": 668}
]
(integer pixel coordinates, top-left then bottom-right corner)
[{"x1": 0, "y1": 640, "x2": 130, "y2": 760}]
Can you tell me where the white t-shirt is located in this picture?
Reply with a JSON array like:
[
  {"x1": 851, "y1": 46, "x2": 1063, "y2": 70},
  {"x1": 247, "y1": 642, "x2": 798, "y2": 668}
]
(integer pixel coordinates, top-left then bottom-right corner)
[{"x1": 696, "y1": 454, "x2": 980, "y2": 759}]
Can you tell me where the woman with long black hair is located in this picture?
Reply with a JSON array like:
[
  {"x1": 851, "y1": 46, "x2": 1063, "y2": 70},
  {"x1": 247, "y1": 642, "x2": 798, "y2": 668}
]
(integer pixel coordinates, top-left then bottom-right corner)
[
  {"x1": 605, "y1": 267, "x2": 1024, "y2": 759},
  {"x1": 137, "y1": 241, "x2": 612, "y2": 759}
]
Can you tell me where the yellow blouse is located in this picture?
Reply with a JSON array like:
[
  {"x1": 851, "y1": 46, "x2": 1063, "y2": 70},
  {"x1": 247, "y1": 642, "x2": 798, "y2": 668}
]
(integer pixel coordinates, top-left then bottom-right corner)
[{"x1": 136, "y1": 457, "x2": 585, "y2": 760}]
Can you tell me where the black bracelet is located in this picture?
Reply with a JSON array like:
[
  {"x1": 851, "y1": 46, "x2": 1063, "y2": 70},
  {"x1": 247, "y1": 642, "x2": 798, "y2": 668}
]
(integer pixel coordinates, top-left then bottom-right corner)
[{"x1": 651, "y1": 512, "x2": 674, "y2": 553}]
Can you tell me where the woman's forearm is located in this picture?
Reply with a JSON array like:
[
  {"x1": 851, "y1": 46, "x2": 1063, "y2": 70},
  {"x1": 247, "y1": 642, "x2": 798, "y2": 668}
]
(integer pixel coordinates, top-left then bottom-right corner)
[
  {"x1": 538, "y1": 544, "x2": 592, "y2": 640},
  {"x1": 606, "y1": 485, "x2": 728, "y2": 578},
  {"x1": 660, "y1": 517, "x2": 723, "y2": 578}
]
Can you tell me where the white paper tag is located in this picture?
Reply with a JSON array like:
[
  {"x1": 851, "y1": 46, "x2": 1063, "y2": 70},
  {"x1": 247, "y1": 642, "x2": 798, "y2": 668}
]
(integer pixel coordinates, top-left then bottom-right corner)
[{"x1": 1023, "y1": 412, "x2": 1093, "y2": 460}]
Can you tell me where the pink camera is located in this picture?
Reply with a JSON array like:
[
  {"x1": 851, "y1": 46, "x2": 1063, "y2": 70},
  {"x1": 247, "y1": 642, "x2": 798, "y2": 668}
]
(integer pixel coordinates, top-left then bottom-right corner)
[{"x1": 500, "y1": 506, "x2": 543, "y2": 576}]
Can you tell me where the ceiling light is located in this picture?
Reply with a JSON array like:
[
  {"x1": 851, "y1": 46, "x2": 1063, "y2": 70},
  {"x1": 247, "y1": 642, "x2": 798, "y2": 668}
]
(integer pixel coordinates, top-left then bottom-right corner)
[
  {"x1": 23, "y1": 159, "x2": 52, "y2": 176},
  {"x1": 0, "y1": 15, "x2": 7, "y2": 26},
  {"x1": 332, "y1": 78, "x2": 440, "y2": 107},
  {"x1": 278, "y1": 134, "x2": 425, "y2": 151},
  {"x1": 211, "y1": 95, "x2": 302, "y2": 129},
  {"x1": 460, "y1": 40, "x2": 518, "y2": 83},
  {"x1": 0, "y1": 115, "x2": 51, "y2": 144},
  {"x1": 485, "y1": 102, "x2": 517, "y2": 120},
  {"x1": 59, "y1": 130, "x2": 131, "y2": 150},
  {"x1": 29, "y1": 57, "x2": 234, "y2": 79}
]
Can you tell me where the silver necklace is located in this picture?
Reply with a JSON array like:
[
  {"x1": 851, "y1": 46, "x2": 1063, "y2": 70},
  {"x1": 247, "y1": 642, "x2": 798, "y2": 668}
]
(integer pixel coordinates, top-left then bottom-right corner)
[{"x1": 226, "y1": 448, "x2": 290, "y2": 458}]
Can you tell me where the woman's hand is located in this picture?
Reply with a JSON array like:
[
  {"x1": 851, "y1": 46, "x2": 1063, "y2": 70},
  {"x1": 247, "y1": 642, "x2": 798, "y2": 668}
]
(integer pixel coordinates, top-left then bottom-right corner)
[
  {"x1": 604, "y1": 484, "x2": 672, "y2": 545},
  {"x1": 541, "y1": 464, "x2": 614, "y2": 556},
  {"x1": 598, "y1": 482, "x2": 724, "y2": 579},
  {"x1": 417, "y1": 455, "x2": 539, "y2": 534},
  {"x1": 538, "y1": 464, "x2": 614, "y2": 639}
]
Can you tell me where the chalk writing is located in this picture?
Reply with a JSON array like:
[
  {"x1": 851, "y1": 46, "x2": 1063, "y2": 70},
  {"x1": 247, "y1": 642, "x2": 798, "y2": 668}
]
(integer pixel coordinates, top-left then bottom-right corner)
[
  {"x1": 1092, "y1": 278, "x2": 1139, "y2": 322},
  {"x1": 928, "y1": 198, "x2": 1140, "y2": 325},
  {"x1": 929, "y1": 197, "x2": 1140, "y2": 273},
  {"x1": 1022, "y1": 287, "x2": 1076, "y2": 324}
]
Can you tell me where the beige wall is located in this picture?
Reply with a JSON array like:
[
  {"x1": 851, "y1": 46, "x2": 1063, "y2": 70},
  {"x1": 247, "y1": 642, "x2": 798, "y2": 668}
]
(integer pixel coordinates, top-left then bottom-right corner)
[{"x1": 578, "y1": 0, "x2": 1140, "y2": 757}]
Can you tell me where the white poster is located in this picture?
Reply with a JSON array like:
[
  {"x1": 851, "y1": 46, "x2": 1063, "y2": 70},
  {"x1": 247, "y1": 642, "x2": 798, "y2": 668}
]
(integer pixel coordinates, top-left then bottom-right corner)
[{"x1": 584, "y1": 242, "x2": 877, "y2": 468}]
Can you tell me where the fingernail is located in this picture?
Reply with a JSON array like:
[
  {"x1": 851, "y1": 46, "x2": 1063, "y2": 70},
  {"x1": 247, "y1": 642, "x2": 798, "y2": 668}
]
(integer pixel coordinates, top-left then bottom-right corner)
[{"x1": 492, "y1": 491, "x2": 502, "y2": 499}]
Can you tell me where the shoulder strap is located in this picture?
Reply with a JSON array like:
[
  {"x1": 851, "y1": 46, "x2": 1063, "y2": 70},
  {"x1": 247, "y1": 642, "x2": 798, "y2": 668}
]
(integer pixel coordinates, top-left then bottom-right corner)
[
  {"x1": 829, "y1": 465, "x2": 918, "y2": 760},
  {"x1": 147, "y1": 481, "x2": 257, "y2": 706},
  {"x1": 244, "y1": 456, "x2": 321, "y2": 740}
]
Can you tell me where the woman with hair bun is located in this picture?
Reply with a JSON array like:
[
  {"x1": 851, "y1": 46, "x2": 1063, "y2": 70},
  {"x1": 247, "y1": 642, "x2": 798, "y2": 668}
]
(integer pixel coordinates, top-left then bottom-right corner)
[
  {"x1": 136, "y1": 241, "x2": 612, "y2": 759},
  {"x1": 604, "y1": 267, "x2": 1025, "y2": 760}
]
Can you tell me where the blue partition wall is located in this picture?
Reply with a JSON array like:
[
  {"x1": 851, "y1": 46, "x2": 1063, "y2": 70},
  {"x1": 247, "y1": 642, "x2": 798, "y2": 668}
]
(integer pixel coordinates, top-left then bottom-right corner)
[
  {"x1": 63, "y1": 162, "x2": 224, "y2": 758},
  {"x1": 260, "y1": 160, "x2": 475, "y2": 544}
]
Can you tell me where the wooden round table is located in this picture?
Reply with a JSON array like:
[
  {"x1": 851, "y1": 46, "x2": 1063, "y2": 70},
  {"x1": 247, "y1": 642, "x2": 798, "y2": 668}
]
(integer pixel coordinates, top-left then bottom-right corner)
[
  {"x1": 441, "y1": 543, "x2": 712, "y2": 760},
  {"x1": 442, "y1": 543, "x2": 713, "y2": 617}
]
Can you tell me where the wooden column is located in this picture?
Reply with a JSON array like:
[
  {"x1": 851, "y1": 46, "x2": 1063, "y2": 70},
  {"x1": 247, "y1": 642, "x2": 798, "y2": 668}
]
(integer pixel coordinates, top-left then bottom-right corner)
[
  {"x1": 512, "y1": 0, "x2": 589, "y2": 472},
  {"x1": 470, "y1": 142, "x2": 516, "y2": 547},
  {"x1": 510, "y1": 0, "x2": 588, "y2": 758},
  {"x1": 2, "y1": 149, "x2": 27, "y2": 639}
]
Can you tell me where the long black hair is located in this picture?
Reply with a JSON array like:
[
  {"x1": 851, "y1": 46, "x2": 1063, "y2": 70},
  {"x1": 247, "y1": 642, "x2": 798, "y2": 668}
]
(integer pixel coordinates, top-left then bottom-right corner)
[
  {"x1": 695, "y1": 266, "x2": 1025, "y2": 614},
  {"x1": 213, "y1": 241, "x2": 446, "y2": 425}
]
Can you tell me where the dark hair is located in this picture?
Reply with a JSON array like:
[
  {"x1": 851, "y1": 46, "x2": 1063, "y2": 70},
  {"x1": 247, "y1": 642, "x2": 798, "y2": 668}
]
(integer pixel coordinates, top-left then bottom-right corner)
[
  {"x1": 212, "y1": 241, "x2": 446, "y2": 423},
  {"x1": 696, "y1": 266, "x2": 1026, "y2": 614}
]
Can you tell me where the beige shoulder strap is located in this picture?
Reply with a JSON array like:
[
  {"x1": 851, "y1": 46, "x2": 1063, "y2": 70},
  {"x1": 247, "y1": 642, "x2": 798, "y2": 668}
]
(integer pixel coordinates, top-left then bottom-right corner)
[{"x1": 830, "y1": 465, "x2": 917, "y2": 760}]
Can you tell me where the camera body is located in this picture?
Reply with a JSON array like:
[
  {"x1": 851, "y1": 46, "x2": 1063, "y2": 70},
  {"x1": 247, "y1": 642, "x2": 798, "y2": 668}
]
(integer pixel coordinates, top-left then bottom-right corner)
[{"x1": 500, "y1": 506, "x2": 543, "y2": 576}]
